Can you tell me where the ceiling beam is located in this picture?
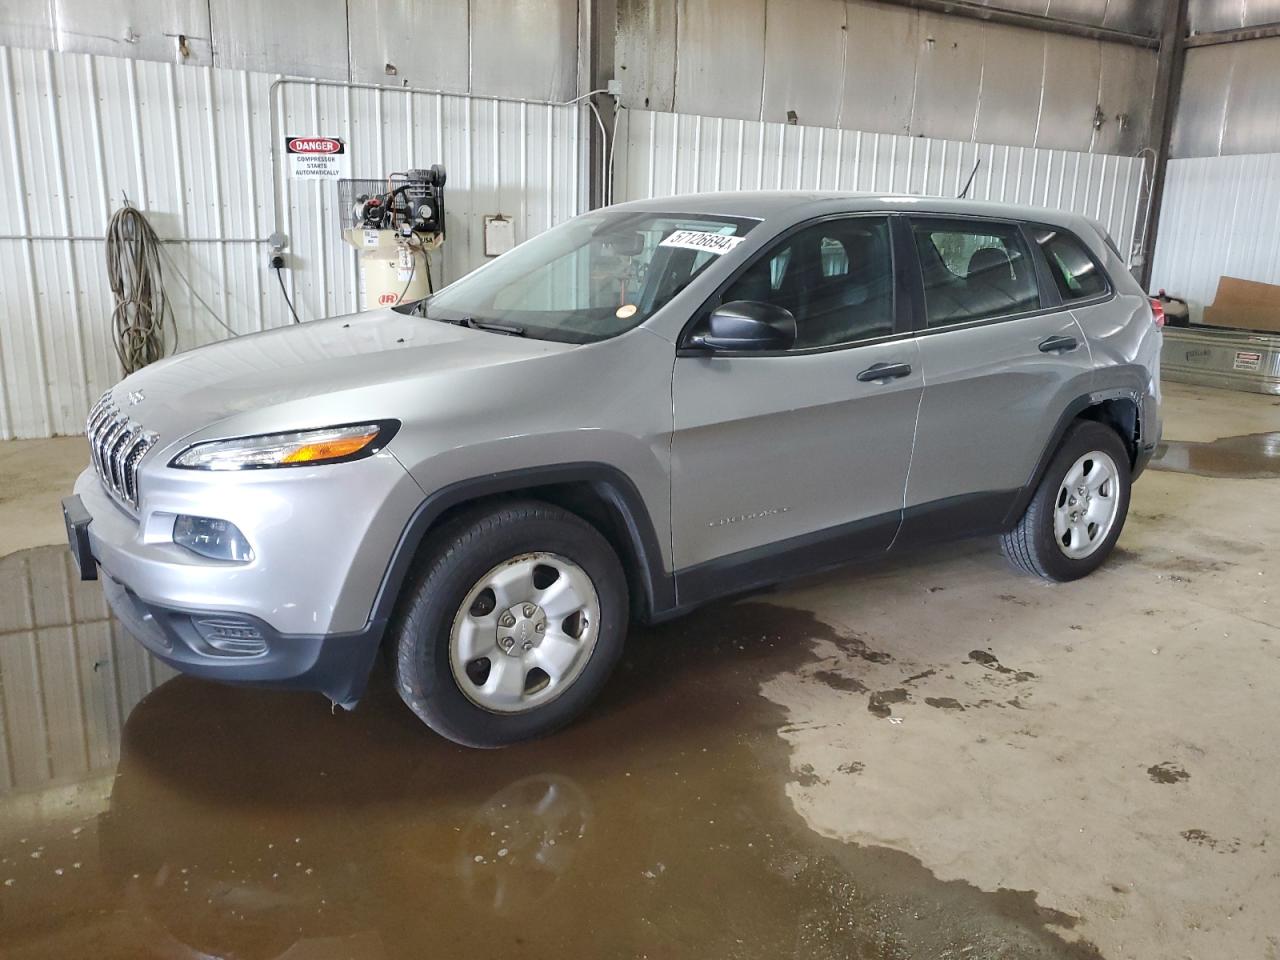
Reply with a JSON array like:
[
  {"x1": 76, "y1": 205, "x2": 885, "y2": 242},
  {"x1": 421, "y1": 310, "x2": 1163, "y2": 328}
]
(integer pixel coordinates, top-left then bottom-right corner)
[
  {"x1": 1184, "y1": 23, "x2": 1280, "y2": 47},
  {"x1": 863, "y1": 0, "x2": 1159, "y2": 48}
]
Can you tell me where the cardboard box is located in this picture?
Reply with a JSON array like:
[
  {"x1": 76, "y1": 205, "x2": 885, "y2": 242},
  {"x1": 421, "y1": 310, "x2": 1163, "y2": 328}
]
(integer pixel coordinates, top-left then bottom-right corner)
[{"x1": 1202, "y1": 276, "x2": 1280, "y2": 334}]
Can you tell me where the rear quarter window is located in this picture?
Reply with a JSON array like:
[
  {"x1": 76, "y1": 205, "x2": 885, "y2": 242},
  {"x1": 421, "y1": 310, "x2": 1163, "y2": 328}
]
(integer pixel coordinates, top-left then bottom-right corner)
[{"x1": 1034, "y1": 229, "x2": 1110, "y2": 301}]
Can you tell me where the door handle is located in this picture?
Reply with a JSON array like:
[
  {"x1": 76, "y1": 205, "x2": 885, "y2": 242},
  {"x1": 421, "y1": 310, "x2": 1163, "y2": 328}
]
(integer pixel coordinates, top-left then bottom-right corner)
[
  {"x1": 856, "y1": 361, "x2": 912, "y2": 383},
  {"x1": 1038, "y1": 335, "x2": 1079, "y2": 353}
]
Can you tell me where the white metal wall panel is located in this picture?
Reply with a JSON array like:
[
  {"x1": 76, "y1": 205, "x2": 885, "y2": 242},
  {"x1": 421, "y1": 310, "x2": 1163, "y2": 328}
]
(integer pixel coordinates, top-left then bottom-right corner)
[
  {"x1": 469, "y1": 0, "x2": 580, "y2": 103},
  {"x1": 347, "y1": 0, "x2": 470, "y2": 90},
  {"x1": 842, "y1": 0, "x2": 917, "y2": 135},
  {"x1": 1172, "y1": 40, "x2": 1234, "y2": 159},
  {"x1": 209, "y1": 0, "x2": 348, "y2": 80},
  {"x1": 1035, "y1": 33, "x2": 1103, "y2": 153},
  {"x1": 759, "y1": 0, "x2": 846, "y2": 130},
  {"x1": 0, "y1": 1, "x2": 53, "y2": 49},
  {"x1": 0, "y1": 45, "x2": 586, "y2": 439},
  {"x1": 982, "y1": 0, "x2": 1161, "y2": 36},
  {"x1": 0, "y1": 548, "x2": 175, "y2": 796},
  {"x1": 618, "y1": 0, "x2": 1159, "y2": 153},
  {"x1": 1174, "y1": 36, "x2": 1280, "y2": 158},
  {"x1": 972, "y1": 23, "x2": 1048, "y2": 149},
  {"x1": 616, "y1": 0, "x2": 678, "y2": 113},
  {"x1": 672, "y1": 0, "x2": 767, "y2": 119},
  {"x1": 1094, "y1": 41, "x2": 1158, "y2": 155},
  {"x1": 1149, "y1": 153, "x2": 1280, "y2": 308},
  {"x1": 1, "y1": 0, "x2": 583, "y2": 99},
  {"x1": 1188, "y1": 0, "x2": 1280, "y2": 33},
  {"x1": 1096, "y1": 0, "x2": 1162, "y2": 36},
  {"x1": 615, "y1": 108, "x2": 1148, "y2": 263},
  {"x1": 1218, "y1": 39, "x2": 1280, "y2": 157},
  {"x1": 911, "y1": 12, "x2": 986, "y2": 144},
  {"x1": 51, "y1": 0, "x2": 213, "y2": 65}
]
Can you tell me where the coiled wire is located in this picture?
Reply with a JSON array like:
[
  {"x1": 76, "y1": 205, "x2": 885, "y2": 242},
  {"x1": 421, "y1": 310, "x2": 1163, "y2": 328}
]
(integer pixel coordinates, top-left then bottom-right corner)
[{"x1": 105, "y1": 204, "x2": 176, "y2": 373}]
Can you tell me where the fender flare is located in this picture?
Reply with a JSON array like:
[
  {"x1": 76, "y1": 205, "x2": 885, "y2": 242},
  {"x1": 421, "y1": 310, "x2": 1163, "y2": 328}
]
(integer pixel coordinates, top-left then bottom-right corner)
[
  {"x1": 364, "y1": 463, "x2": 675, "y2": 633},
  {"x1": 1003, "y1": 384, "x2": 1149, "y2": 526}
]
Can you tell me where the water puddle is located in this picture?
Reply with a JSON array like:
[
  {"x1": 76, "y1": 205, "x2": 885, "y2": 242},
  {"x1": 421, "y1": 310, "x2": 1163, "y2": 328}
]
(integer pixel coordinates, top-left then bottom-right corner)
[
  {"x1": 0, "y1": 545, "x2": 1102, "y2": 958},
  {"x1": 1151, "y1": 431, "x2": 1280, "y2": 479}
]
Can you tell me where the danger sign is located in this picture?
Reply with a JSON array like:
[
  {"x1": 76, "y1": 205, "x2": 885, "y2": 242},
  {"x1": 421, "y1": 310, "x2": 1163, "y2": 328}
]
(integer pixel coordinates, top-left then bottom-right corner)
[{"x1": 286, "y1": 135, "x2": 350, "y2": 180}]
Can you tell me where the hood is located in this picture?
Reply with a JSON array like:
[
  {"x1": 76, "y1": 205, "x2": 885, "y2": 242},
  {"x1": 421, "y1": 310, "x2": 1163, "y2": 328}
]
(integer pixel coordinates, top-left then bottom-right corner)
[{"x1": 110, "y1": 309, "x2": 573, "y2": 444}]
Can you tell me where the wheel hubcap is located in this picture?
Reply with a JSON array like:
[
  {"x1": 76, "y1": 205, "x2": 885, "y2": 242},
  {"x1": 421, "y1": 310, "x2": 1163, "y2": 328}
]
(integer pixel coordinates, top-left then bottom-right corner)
[
  {"x1": 497, "y1": 602, "x2": 547, "y2": 654},
  {"x1": 449, "y1": 553, "x2": 600, "y2": 714},
  {"x1": 1053, "y1": 450, "x2": 1121, "y2": 560}
]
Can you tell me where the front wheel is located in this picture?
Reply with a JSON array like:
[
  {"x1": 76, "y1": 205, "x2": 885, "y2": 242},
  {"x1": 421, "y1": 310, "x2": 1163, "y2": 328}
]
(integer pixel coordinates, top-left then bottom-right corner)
[
  {"x1": 1001, "y1": 420, "x2": 1132, "y2": 582},
  {"x1": 392, "y1": 500, "x2": 628, "y2": 747}
]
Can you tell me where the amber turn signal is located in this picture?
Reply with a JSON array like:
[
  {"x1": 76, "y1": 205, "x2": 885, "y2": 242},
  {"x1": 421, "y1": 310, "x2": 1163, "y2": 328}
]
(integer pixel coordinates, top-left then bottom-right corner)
[{"x1": 280, "y1": 429, "x2": 381, "y2": 464}]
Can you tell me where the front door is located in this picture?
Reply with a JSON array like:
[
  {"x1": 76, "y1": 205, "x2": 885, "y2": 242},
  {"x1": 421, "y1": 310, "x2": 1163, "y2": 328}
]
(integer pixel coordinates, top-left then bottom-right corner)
[{"x1": 670, "y1": 215, "x2": 922, "y2": 602}]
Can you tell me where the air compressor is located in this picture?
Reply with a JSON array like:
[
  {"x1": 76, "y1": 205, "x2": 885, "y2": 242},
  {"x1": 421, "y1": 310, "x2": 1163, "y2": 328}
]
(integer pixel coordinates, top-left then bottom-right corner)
[{"x1": 339, "y1": 165, "x2": 446, "y2": 310}]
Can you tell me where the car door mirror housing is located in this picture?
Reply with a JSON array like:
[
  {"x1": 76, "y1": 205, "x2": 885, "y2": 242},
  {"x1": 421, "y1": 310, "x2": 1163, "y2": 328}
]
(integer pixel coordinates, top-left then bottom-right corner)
[{"x1": 695, "y1": 300, "x2": 797, "y2": 352}]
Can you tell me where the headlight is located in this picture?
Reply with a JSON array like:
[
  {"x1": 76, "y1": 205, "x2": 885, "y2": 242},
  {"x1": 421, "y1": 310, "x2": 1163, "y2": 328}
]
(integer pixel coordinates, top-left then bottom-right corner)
[{"x1": 170, "y1": 421, "x2": 398, "y2": 471}]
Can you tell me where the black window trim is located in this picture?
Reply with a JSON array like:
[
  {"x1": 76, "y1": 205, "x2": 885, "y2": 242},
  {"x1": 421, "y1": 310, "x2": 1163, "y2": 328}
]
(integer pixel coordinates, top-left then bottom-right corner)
[
  {"x1": 676, "y1": 211, "x2": 912, "y2": 359},
  {"x1": 901, "y1": 212, "x2": 1116, "y2": 337}
]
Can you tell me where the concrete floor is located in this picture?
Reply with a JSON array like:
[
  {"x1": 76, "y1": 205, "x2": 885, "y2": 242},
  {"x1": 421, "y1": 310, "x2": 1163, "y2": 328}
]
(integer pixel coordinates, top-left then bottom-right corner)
[
  {"x1": 0, "y1": 381, "x2": 1277, "y2": 959},
  {"x1": 0, "y1": 435, "x2": 87, "y2": 556}
]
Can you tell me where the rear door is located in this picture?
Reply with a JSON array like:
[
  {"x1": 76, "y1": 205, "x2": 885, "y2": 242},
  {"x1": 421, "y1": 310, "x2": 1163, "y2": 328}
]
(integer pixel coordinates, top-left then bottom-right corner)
[
  {"x1": 897, "y1": 216, "x2": 1095, "y2": 544},
  {"x1": 669, "y1": 214, "x2": 922, "y2": 599}
]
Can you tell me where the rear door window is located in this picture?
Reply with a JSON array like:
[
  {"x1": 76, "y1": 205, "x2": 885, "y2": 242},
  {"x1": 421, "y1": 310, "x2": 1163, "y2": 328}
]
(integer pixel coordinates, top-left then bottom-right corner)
[
  {"x1": 1034, "y1": 229, "x2": 1110, "y2": 301},
  {"x1": 910, "y1": 219, "x2": 1041, "y2": 328}
]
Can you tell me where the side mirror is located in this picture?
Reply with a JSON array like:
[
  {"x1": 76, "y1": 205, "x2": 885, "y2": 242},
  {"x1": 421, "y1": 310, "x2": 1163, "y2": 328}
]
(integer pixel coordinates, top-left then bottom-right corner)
[{"x1": 695, "y1": 300, "x2": 796, "y2": 352}]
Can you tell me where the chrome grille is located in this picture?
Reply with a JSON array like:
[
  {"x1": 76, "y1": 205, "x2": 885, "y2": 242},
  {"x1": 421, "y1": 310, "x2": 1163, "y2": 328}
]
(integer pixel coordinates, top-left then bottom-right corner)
[{"x1": 86, "y1": 391, "x2": 157, "y2": 512}]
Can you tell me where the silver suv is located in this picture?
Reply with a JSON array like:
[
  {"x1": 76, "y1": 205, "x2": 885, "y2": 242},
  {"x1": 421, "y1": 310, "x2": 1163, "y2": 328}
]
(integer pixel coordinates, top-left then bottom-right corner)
[{"x1": 63, "y1": 192, "x2": 1162, "y2": 747}]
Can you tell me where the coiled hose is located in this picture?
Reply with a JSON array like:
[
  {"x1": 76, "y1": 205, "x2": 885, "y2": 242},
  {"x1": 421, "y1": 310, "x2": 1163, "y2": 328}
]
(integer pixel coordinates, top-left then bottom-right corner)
[{"x1": 105, "y1": 204, "x2": 176, "y2": 373}]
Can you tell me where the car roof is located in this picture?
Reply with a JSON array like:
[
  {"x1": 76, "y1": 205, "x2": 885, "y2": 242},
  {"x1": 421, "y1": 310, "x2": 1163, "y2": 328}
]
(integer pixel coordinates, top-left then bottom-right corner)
[{"x1": 610, "y1": 190, "x2": 1106, "y2": 245}]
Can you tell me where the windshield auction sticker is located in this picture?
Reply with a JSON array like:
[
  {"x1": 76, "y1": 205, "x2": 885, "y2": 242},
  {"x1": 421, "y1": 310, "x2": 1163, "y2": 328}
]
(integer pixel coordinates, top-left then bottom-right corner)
[{"x1": 659, "y1": 230, "x2": 745, "y2": 255}]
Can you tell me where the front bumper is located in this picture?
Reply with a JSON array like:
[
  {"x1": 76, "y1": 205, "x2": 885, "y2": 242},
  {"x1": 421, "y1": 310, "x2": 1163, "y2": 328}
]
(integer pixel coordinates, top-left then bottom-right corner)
[
  {"x1": 100, "y1": 572, "x2": 381, "y2": 707},
  {"x1": 66, "y1": 486, "x2": 384, "y2": 706},
  {"x1": 66, "y1": 448, "x2": 424, "y2": 705}
]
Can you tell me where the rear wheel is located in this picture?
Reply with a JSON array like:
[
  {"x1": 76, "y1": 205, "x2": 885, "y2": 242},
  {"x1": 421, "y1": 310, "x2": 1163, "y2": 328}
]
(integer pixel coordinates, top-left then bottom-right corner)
[
  {"x1": 1001, "y1": 420, "x2": 1131, "y2": 582},
  {"x1": 393, "y1": 500, "x2": 628, "y2": 747}
]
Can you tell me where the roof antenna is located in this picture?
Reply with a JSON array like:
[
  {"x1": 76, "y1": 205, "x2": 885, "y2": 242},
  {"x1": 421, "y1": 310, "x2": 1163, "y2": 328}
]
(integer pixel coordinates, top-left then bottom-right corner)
[{"x1": 957, "y1": 158, "x2": 982, "y2": 199}]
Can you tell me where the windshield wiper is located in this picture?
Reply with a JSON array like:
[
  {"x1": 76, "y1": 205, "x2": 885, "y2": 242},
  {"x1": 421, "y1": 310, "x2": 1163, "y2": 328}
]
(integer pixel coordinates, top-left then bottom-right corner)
[{"x1": 459, "y1": 316, "x2": 526, "y2": 337}]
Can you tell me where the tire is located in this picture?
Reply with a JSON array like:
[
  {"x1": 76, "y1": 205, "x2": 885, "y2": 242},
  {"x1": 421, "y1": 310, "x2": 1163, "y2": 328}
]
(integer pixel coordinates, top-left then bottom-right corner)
[
  {"x1": 392, "y1": 499, "x2": 628, "y2": 747},
  {"x1": 1001, "y1": 420, "x2": 1132, "y2": 582}
]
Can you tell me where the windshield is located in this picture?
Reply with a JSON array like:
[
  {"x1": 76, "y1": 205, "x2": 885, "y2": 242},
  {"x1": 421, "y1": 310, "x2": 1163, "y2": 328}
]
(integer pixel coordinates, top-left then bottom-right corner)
[{"x1": 415, "y1": 210, "x2": 759, "y2": 343}]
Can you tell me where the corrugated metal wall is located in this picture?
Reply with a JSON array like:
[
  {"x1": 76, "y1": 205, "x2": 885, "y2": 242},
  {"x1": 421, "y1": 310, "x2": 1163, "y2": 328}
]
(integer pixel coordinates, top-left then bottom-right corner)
[
  {"x1": 0, "y1": 0, "x2": 582, "y2": 99},
  {"x1": 1149, "y1": 153, "x2": 1280, "y2": 306},
  {"x1": 614, "y1": 108, "x2": 1150, "y2": 264},
  {"x1": 0, "y1": 548, "x2": 173, "y2": 796},
  {"x1": 1172, "y1": 36, "x2": 1280, "y2": 158},
  {"x1": 1148, "y1": 8, "x2": 1280, "y2": 305},
  {"x1": 616, "y1": 0, "x2": 1160, "y2": 155},
  {"x1": 980, "y1": 0, "x2": 1161, "y2": 34},
  {"x1": 0, "y1": 45, "x2": 586, "y2": 440},
  {"x1": 1188, "y1": 0, "x2": 1280, "y2": 33}
]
